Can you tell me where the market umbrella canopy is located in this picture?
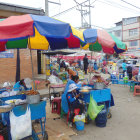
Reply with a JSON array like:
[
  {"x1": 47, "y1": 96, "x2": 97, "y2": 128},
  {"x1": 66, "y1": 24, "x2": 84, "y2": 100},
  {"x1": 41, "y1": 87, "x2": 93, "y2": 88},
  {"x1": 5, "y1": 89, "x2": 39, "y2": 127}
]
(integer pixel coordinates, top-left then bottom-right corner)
[
  {"x1": 0, "y1": 14, "x2": 34, "y2": 41},
  {"x1": 80, "y1": 28, "x2": 127, "y2": 54},
  {"x1": 0, "y1": 14, "x2": 83, "y2": 50},
  {"x1": 0, "y1": 14, "x2": 127, "y2": 54},
  {"x1": 31, "y1": 14, "x2": 71, "y2": 38}
]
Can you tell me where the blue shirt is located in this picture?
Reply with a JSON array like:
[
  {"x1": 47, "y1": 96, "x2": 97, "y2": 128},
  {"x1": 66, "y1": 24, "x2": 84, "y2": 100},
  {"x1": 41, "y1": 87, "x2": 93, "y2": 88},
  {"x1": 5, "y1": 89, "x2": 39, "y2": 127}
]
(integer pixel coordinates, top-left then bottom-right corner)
[
  {"x1": 61, "y1": 80, "x2": 82, "y2": 113},
  {"x1": 67, "y1": 91, "x2": 80, "y2": 103},
  {"x1": 13, "y1": 81, "x2": 32, "y2": 91},
  {"x1": 13, "y1": 81, "x2": 23, "y2": 91},
  {"x1": 122, "y1": 63, "x2": 127, "y2": 70}
]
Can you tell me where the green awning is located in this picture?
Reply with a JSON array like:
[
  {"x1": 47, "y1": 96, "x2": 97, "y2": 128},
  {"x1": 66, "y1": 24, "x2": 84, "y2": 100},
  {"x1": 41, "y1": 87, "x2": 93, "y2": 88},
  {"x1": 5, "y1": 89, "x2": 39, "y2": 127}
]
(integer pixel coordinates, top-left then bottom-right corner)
[
  {"x1": 109, "y1": 33, "x2": 126, "y2": 50},
  {"x1": 89, "y1": 41, "x2": 102, "y2": 52},
  {"x1": 6, "y1": 39, "x2": 28, "y2": 49}
]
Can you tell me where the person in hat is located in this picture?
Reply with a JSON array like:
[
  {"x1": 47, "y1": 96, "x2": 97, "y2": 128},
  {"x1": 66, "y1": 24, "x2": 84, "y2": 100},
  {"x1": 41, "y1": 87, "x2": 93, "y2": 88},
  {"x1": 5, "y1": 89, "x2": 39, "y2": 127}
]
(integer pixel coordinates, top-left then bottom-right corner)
[
  {"x1": 89, "y1": 71, "x2": 110, "y2": 86},
  {"x1": 61, "y1": 75, "x2": 84, "y2": 115},
  {"x1": 13, "y1": 78, "x2": 32, "y2": 91},
  {"x1": 66, "y1": 83, "x2": 84, "y2": 125}
]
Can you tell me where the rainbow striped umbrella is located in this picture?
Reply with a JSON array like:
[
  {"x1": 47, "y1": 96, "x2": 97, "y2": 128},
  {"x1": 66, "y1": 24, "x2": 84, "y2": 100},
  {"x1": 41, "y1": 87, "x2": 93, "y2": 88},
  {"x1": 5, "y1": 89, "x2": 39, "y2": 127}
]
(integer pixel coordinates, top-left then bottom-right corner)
[
  {"x1": 80, "y1": 28, "x2": 127, "y2": 54},
  {"x1": 0, "y1": 14, "x2": 127, "y2": 54}
]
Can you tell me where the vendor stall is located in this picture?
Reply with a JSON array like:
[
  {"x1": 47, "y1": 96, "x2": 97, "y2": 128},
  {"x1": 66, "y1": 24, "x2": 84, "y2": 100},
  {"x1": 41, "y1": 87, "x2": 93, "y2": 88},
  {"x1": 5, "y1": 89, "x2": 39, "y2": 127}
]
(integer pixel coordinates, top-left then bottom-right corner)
[
  {"x1": 0, "y1": 89, "x2": 47, "y2": 140},
  {"x1": 0, "y1": 13, "x2": 127, "y2": 136}
]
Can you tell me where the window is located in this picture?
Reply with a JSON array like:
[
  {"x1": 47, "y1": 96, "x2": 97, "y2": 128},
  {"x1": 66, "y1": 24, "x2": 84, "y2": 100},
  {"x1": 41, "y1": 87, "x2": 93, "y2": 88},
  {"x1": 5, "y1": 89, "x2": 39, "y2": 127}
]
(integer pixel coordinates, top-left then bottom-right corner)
[
  {"x1": 123, "y1": 17, "x2": 137, "y2": 25},
  {"x1": 129, "y1": 29, "x2": 138, "y2": 36},
  {"x1": 115, "y1": 30, "x2": 121, "y2": 37},
  {"x1": 129, "y1": 40, "x2": 138, "y2": 46}
]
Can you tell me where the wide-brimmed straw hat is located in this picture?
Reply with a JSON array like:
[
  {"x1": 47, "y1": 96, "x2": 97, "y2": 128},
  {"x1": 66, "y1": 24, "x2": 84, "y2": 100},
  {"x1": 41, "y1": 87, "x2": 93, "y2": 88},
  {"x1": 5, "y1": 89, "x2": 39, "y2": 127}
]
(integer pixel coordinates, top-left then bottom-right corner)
[{"x1": 93, "y1": 71, "x2": 110, "y2": 80}]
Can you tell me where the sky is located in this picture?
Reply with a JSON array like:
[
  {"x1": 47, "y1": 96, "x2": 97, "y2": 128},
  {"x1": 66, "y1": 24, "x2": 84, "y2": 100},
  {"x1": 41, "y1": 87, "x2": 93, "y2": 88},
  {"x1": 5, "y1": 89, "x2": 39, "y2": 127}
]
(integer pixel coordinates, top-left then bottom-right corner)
[{"x1": 0, "y1": 0, "x2": 140, "y2": 29}]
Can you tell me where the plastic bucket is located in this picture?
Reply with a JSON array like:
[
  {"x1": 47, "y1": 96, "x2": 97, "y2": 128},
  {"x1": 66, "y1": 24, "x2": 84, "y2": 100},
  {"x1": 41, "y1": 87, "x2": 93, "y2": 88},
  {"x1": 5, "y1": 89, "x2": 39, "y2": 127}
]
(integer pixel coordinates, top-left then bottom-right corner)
[{"x1": 75, "y1": 121, "x2": 84, "y2": 131}]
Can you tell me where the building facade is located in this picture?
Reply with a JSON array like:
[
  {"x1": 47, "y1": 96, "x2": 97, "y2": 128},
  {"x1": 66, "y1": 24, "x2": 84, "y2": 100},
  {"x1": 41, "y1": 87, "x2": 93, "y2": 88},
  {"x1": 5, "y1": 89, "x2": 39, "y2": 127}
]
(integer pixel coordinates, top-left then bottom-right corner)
[
  {"x1": 122, "y1": 16, "x2": 140, "y2": 51},
  {"x1": 0, "y1": 2, "x2": 45, "y2": 83},
  {"x1": 107, "y1": 16, "x2": 140, "y2": 51},
  {"x1": 107, "y1": 21, "x2": 122, "y2": 41}
]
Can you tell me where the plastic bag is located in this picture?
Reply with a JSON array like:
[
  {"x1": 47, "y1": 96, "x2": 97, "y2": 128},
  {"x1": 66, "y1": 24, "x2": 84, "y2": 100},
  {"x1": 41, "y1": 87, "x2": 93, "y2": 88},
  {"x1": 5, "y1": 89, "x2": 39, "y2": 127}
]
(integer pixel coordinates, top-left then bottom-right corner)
[
  {"x1": 48, "y1": 75, "x2": 63, "y2": 84},
  {"x1": 10, "y1": 107, "x2": 32, "y2": 140},
  {"x1": 74, "y1": 114, "x2": 85, "y2": 122},
  {"x1": 87, "y1": 95, "x2": 104, "y2": 120}
]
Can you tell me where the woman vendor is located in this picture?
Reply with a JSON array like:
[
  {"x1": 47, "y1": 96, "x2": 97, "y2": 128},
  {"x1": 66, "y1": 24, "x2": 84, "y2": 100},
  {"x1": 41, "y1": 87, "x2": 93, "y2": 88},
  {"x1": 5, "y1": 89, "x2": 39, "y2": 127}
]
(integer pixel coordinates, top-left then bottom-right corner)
[
  {"x1": 89, "y1": 71, "x2": 110, "y2": 86},
  {"x1": 61, "y1": 75, "x2": 83, "y2": 114},
  {"x1": 89, "y1": 71, "x2": 114, "y2": 118},
  {"x1": 13, "y1": 78, "x2": 32, "y2": 91},
  {"x1": 65, "y1": 67, "x2": 76, "y2": 79},
  {"x1": 67, "y1": 83, "x2": 84, "y2": 126}
]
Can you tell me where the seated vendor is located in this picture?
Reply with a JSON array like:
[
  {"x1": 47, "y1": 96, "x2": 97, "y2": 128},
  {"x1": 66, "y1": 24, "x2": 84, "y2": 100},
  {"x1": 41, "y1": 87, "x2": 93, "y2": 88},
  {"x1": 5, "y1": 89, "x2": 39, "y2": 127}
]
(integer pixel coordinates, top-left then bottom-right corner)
[
  {"x1": 67, "y1": 83, "x2": 84, "y2": 126},
  {"x1": 90, "y1": 71, "x2": 110, "y2": 86},
  {"x1": 13, "y1": 78, "x2": 32, "y2": 91},
  {"x1": 65, "y1": 67, "x2": 76, "y2": 79}
]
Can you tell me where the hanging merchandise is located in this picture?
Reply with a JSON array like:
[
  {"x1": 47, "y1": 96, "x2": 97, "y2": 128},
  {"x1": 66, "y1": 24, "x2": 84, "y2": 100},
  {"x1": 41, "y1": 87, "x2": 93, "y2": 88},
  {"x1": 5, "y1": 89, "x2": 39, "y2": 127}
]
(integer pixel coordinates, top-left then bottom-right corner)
[
  {"x1": 87, "y1": 95, "x2": 104, "y2": 120},
  {"x1": 10, "y1": 107, "x2": 32, "y2": 140}
]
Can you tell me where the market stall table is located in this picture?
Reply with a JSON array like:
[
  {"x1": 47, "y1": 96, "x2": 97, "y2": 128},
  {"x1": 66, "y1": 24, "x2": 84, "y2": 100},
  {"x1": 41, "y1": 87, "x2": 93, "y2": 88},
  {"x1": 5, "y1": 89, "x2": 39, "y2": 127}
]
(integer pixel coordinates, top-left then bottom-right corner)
[
  {"x1": 81, "y1": 88, "x2": 111, "y2": 112},
  {"x1": 0, "y1": 94, "x2": 47, "y2": 140}
]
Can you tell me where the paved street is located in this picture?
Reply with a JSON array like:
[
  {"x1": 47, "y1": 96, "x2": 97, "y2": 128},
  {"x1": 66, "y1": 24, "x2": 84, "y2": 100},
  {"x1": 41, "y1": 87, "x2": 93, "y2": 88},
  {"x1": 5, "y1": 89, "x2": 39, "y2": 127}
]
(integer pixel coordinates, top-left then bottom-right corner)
[{"x1": 71, "y1": 84, "x2": 140, "y2": 140}]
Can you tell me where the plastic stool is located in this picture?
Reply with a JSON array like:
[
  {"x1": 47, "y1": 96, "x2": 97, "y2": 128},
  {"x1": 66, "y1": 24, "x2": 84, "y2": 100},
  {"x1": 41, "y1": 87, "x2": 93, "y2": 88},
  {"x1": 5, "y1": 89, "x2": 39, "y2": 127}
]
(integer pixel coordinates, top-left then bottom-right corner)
[
  {"x1": 119, "y1": 74, "x2": 123, "y2": 80},
  {"x1": 133, "y1": 85, "x2": 140, "y2": 96},
  {"x1": 52, "y1": 97, "x2": 61, "y2": 114},
  {"x1": 67, "y1": 108, "x2": 80, "y2": 124},
  {"x1": 0, "y1": 135, "x2": 4, "y2": 140}
]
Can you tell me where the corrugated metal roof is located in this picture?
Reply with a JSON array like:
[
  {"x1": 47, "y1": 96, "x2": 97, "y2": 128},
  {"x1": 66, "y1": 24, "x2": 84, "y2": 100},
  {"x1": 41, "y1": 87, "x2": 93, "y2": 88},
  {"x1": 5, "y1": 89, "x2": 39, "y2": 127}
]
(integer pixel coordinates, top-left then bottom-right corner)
[{"x1": 0, "y1": 2, "x2": 45, "y2": 15}]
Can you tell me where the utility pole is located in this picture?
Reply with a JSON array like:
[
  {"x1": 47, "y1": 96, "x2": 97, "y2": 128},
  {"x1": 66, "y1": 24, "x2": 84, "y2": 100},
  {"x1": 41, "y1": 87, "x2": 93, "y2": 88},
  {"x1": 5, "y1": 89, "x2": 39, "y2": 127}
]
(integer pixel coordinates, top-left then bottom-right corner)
[
  {"x1": 45, "y1": 0, "x2": 61, "y2": 16},
  {"x1": 74, "y1": 0, "x2": 93, "y2": 29},
  {"x1": 45, "y1": 0, "x2": 49, "y2": 16}
]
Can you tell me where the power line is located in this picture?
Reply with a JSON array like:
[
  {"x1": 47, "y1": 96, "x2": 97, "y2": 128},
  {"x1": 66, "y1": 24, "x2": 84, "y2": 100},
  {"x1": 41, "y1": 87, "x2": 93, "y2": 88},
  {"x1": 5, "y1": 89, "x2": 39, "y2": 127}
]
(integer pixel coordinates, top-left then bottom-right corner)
[
  {"x1": 51, "y1": 0, "x2": 89, "y2": 17},
  {"x1": 91, "y1": 0, "x2": 98, "y2": 5},
  {"x1": 97, "y1": 0, "x2": 140, "y2": 15},
  {"x1": 120, "y1": 0, "x2": 140, "y2": 10}
]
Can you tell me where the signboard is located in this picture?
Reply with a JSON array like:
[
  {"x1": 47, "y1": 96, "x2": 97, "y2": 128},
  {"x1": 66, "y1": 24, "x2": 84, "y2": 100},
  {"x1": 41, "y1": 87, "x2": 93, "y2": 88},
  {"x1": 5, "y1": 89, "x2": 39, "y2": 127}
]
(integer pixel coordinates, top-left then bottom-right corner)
[{"x1": 0, "y1": 50, "x2": 14, "y2": 58}]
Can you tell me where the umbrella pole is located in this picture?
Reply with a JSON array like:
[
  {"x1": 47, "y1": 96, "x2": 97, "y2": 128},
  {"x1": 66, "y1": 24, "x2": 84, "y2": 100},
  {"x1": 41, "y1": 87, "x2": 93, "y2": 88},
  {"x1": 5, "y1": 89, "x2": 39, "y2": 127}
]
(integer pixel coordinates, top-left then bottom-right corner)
[
  {"x1": 28, "y1": 38, "x2": 36, "y2": 90},
  {"x1": 89, "y1": 51, "x2": 92, "y2": 80}
]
